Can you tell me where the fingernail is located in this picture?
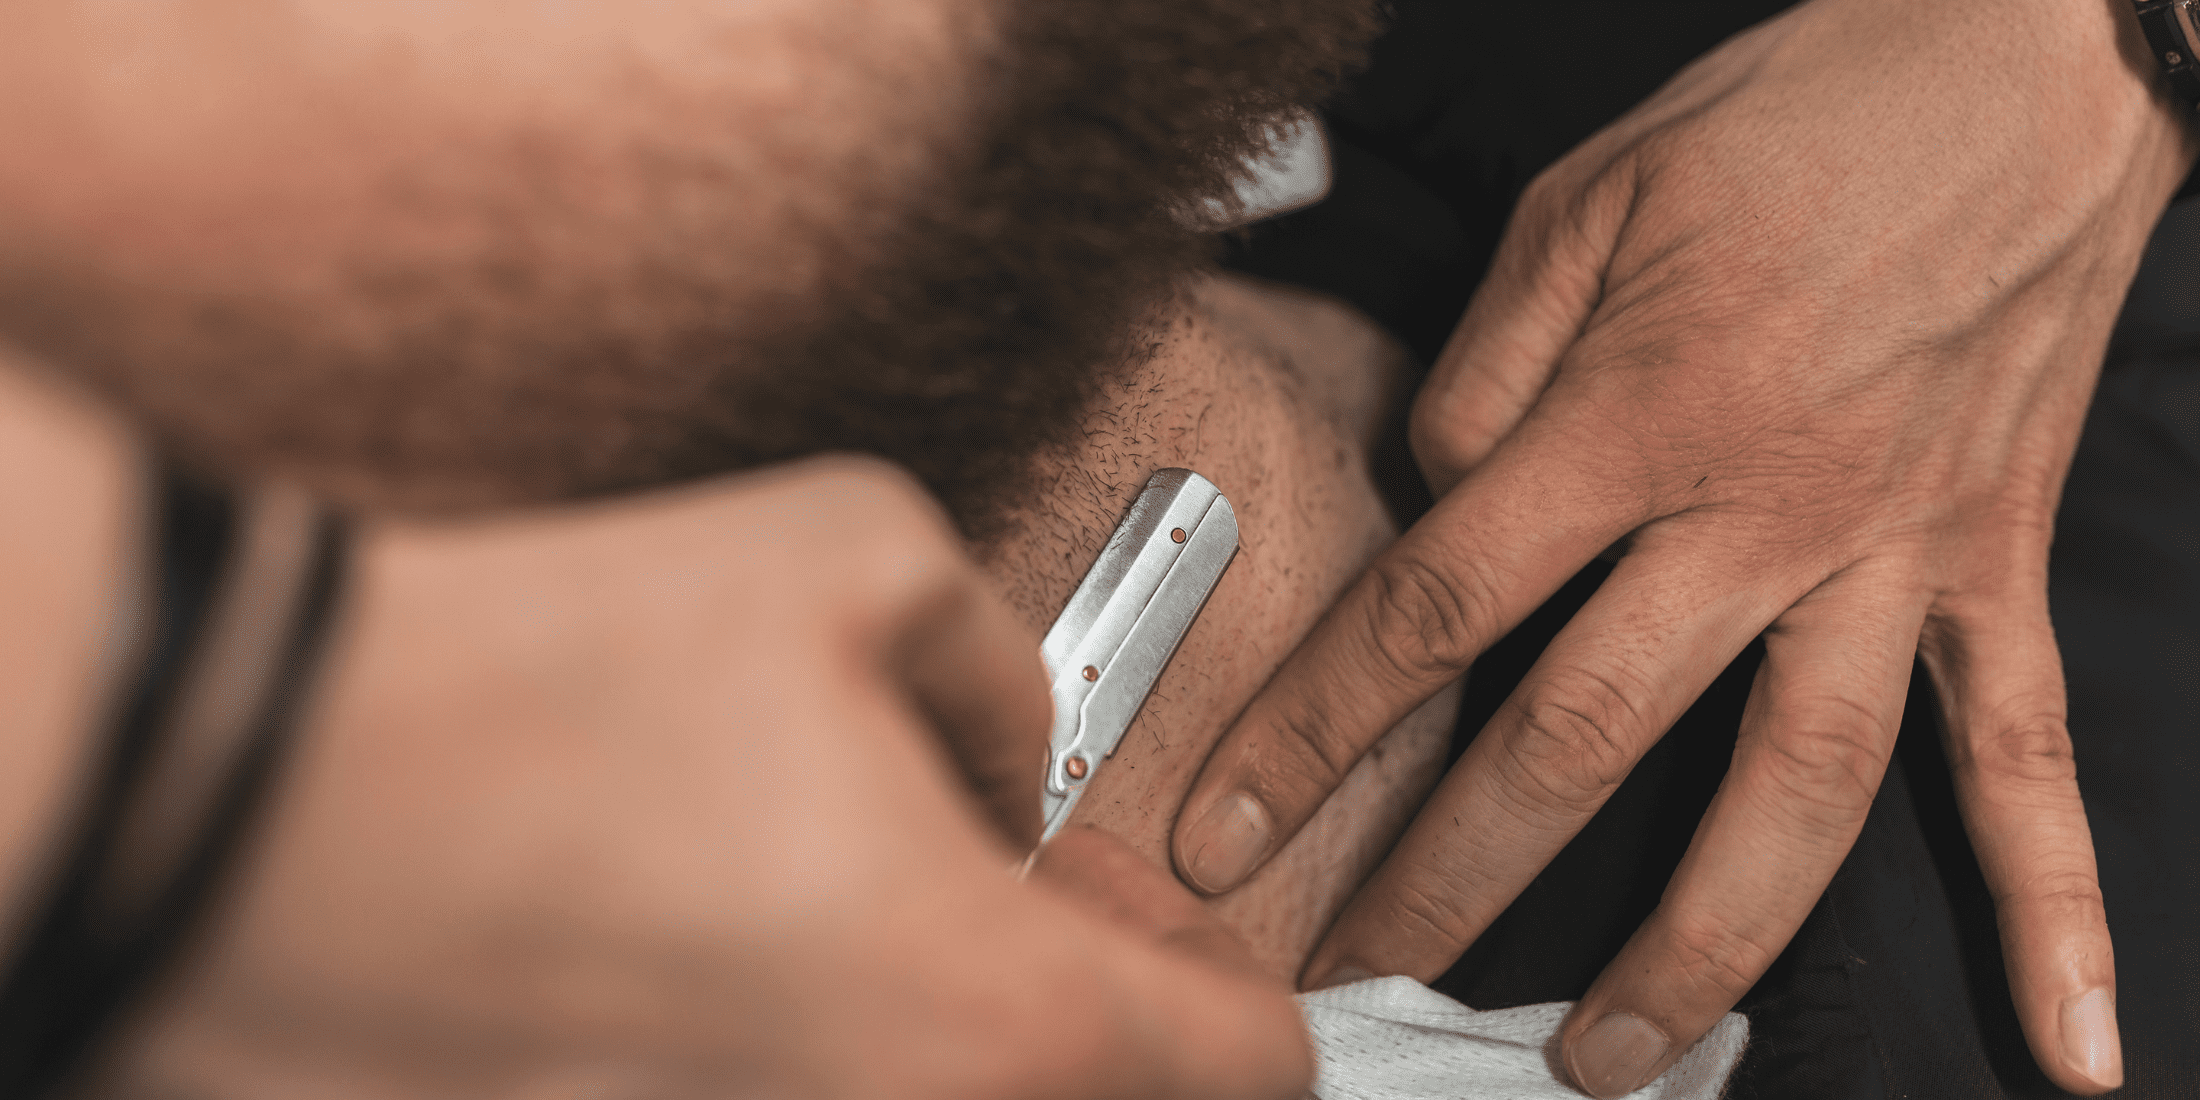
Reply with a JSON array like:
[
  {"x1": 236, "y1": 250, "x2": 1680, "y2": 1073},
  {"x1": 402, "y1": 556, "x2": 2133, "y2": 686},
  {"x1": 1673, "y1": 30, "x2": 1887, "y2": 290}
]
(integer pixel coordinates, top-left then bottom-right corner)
[
  {"x1": 1569, "y1": 1012, "x2": 1670, "y2": 1099},
  {"x1": 1309, "y1": 964, "x2": 1374, "y2": 991},
  {"x1": 2060, "y1": 987, "x2": 2123, "y2": 1090},
  {"x1": 1179, "y1": 792, "x2": 1272, "y2": 894}
]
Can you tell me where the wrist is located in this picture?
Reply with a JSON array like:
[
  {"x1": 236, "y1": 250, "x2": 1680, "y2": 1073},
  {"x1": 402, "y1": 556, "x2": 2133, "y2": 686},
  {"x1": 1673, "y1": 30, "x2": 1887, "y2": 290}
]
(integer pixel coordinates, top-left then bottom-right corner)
[
  {"x1": 2122, "y1": 0, "x2": 2200, "y2": 197},
  {"x1": 1814, "y1": 0, "x2": 2200, "y2": 205},
  {"x1": 2069, "y1": 0, "x2": 2200, "y2": 198},
  {"x1": 1943, "y1": 0, "x2": 2200, "y2": 206}
]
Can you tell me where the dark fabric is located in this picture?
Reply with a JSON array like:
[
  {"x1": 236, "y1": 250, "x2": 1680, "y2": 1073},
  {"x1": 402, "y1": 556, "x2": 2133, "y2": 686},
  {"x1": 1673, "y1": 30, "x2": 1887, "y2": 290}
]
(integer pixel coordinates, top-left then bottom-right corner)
[
  {"x1": 2056, "y1": 203, "x2": 2200, "y2": 1096},
  {"x1": 1226, "y1": 3, "x2": 2200, "y2": 1096}
]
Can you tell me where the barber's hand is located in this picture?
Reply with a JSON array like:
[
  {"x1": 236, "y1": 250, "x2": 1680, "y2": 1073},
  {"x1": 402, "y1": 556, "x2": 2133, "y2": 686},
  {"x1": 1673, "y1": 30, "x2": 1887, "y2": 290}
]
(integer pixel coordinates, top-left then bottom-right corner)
[
  {"x1": 1172, "y1": 2, "x2": 2196, "y2": 1096},
  {"x1": 114, "y1": 456, "x2": 1309, "y2": 1100}
]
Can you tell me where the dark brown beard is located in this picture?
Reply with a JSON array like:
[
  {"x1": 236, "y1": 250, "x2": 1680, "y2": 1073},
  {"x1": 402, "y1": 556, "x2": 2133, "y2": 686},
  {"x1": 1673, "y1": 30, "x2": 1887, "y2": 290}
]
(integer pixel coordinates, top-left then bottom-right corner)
[
  {"x1": 624, "y1": 0, "x2": 1383, "y2": 540},
  {"x1": 0, "y1": 0, "x2": 1379, "y2": 535}
]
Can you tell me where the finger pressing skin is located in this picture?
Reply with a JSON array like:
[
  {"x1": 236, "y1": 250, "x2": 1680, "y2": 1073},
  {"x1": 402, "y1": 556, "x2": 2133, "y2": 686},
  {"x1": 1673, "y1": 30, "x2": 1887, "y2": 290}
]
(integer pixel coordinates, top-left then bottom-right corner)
[
  {"x1": 1026, "y1": 826, "x2": 1314, "y2": 1100},
  {"x1": 1171, "y1": 448, "x2": 1639, "y2": 899},
  {"x1": 1411, "y1": 163, "x2": 1634, "y2": 496},
  {"x1": 787, "y1": 458, "x2": 1053, "y2": 850},
  {"x1": 1298, "y1": 538, "x2": 1808, "y2": 989},
  {"x1": 1924, "y1": 591, "x2": 2121, "y2": 1095},
  {"x1": 1558, "y1": 571, "x2": 1923, "y2": 1098}
]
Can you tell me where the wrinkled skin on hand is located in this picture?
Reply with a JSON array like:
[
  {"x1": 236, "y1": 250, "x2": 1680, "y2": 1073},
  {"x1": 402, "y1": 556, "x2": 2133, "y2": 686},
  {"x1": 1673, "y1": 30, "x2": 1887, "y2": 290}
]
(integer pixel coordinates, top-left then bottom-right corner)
[
  {"x1": 1171, "y1": 0, "x2": 2197, "y2": 1095},
  {"x1": 97, "y1": 458, "x2": 1311, "y2": 1100}
]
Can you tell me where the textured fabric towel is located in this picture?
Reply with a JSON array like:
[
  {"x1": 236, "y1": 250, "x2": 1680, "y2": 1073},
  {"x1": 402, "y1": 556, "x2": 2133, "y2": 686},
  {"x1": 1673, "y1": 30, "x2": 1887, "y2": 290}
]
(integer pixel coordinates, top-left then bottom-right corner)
[{"x1": 1300, "y1": 977, "x2": 1748, "y2": 1100}]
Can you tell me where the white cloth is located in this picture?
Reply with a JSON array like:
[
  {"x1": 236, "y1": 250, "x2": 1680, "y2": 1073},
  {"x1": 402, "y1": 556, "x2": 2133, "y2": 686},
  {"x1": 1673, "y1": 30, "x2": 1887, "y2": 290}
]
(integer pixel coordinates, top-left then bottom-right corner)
[
  {"x1": 1191, "y1": 113, "x2": 1332, "y2": 230},
  {"x1": 1300, "y1": 977, "x2": 1748, "y2": 1100}
]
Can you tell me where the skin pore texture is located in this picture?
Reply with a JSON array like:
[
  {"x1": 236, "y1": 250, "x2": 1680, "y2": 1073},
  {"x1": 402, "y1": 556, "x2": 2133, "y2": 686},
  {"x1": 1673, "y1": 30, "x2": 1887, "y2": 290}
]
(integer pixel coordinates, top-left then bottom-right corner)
[{"x1": 978, "y1": 272, "x2": 1456, "y2": 979}]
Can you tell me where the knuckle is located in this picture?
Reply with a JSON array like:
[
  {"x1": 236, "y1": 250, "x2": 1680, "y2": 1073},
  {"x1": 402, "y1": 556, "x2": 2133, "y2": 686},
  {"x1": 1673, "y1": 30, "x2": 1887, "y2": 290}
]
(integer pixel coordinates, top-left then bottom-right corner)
[
  {"x1": 1661, "y1": 918, "x2": 1775, "y2": 1003},
  {"x1": 1506, "y1": 169, "x2": 1605, "y2": 279},
  {"x1": 798, "y1": 454, "x2": 955, "y2": 542},
  {"x1": 848, "y1": 539, "x2": 968, "y2": 634},
  {"x1": 1360, "y1": 553, "x2": 1493, "y2": 685},
  {"x1": 1996, "y1": 868, "x2": 2107, "y2": 921},
  {"x1": 1514, "y1": 165, "x2": 1571, "y2": 223},
  {"x1": 1502, "y1": 671, "x2": 1648, "y2": 815},
  {"x1": 1753, "y1": 704, "x2": 1891, "y2": 827},
  {"x1": 1966, "y1": 712, "x2": 2078, "y2": 788},
  {"x1": 797, "y1": 481, "x2": 962, "y2": 607},
  {"x1": 1254, "y1": 701, "x2": 1360, "y2": 797},
  {"x1": 1386, "y1": 878, "x2": 1483, "y2": 950}
]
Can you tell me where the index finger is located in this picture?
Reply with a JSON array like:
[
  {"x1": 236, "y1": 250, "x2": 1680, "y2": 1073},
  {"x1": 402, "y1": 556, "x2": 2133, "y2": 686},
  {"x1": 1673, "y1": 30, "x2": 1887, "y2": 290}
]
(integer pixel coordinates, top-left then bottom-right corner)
[
  {"x1": 740, "y1": 456, "x2": 1056, "y2": 849},
  {"x1": 1171, "y1": 448, "x2": 1633, "y2": 896}
]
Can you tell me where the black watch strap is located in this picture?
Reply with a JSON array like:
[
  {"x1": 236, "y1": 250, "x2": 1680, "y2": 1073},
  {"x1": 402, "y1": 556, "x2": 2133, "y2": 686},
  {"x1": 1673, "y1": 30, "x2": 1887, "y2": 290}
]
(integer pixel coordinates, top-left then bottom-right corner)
[
  {"x1": 2135, "y1": 0, "x2": 2200, "y2": 107},
  {"x1": 0, "y1": 471, "x2": 348, "y2": 1099}
]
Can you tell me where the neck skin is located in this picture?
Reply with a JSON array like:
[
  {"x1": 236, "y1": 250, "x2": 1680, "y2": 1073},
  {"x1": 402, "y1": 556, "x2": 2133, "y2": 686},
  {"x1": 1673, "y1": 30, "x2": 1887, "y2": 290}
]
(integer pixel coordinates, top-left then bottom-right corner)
[
  {"x1": 977, "y1": 272, "x2": 1454, "y2": 980},
  {"x1": 0, "y1": 350, "x2": 141, "y2": 950}
]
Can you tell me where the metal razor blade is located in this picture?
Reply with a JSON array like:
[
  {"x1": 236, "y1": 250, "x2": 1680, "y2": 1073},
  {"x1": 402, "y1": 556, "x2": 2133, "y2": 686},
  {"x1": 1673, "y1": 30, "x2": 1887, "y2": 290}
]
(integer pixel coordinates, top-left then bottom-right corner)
[{"x1": 1037, "y1": 469, "x2": 1238, "y2": 845}]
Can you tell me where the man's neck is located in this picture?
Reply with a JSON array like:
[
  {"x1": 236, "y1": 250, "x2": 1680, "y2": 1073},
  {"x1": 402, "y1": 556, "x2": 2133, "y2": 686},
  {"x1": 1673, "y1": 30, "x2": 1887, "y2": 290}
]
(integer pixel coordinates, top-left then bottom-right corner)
[{"x1": 970, "y1": 272, "x2": 1451, "y2": 980}]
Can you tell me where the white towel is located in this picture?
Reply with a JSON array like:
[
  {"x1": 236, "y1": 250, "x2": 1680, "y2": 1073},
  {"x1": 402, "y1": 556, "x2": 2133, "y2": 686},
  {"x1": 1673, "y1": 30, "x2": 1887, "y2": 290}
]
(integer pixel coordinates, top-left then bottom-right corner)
[
  {"x1": 1300, "y1": 977, "x2": 1748, "y2": 1100},
  {"x1": 1190, "y1": 113, "x2": 1332, "y2": 229}
]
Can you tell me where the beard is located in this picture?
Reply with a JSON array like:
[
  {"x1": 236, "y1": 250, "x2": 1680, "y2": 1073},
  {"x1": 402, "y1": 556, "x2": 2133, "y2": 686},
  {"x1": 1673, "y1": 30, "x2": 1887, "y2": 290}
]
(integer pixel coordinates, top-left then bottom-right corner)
[
  {"x1": 0, "y1": 0, "x2": 1379, "y2": 538},
  {"x1": 680, "y1": 0, "x2": 1381, "y2": 539}
]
